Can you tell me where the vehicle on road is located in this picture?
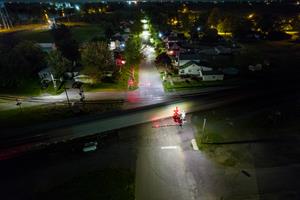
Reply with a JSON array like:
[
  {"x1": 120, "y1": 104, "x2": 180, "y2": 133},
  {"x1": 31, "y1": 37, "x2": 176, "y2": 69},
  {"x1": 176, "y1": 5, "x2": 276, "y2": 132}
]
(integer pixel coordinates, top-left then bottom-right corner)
[{"x1": 82, "y1": 141, "x2": 98, "y2": 152}]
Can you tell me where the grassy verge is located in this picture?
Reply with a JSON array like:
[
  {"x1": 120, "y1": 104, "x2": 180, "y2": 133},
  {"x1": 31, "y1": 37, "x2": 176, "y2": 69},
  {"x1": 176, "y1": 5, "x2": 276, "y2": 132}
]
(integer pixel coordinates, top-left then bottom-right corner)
[
  {"x1": 1, "y1": 23, "x2": 104, "y2": 43},
  {"x1": 192, "y1": 99, "x2": 300, "y2": 167},
  {"x1": 36, "y1": 169, "x2": 135, "y2": 200},
  {"x1": 163, "y1": 78, "x2": 239, "y2": 92},
  {"x1": 0, "y1": 101, "x2": 123, "y2": 129},
  {"x1": 84, "y1": 60, "x2": 141, "y2": 92},
  {"x1": 0, "y1": 79, "x2": 64, "y2": 97}
]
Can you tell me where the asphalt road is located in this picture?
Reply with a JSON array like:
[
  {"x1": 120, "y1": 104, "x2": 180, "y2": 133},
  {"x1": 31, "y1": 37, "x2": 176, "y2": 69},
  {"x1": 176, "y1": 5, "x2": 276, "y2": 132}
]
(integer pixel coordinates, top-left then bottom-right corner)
[
  {"x1": 1, "y1": 112, "x2": 300, "y2": 200},
  {"x1": 0, "y1": 89, "x2": 250, "y2": 159}
]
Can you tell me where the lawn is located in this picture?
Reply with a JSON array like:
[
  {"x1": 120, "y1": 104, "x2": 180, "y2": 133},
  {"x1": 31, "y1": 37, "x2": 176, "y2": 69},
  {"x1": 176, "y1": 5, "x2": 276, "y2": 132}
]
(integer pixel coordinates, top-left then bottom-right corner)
[
  {"x1": 0, "y1": 101, "x2": 123, "y2": 129},
  {"x1": 84, "y1": 61, "x2": 140, "y2": 92},
  {"x1": 192, "y1": 96, "x2": 300, "y2": 168},
  {"x1": 3, "y1": 23, "x2": 104, "y2": 43},
  {"x1": 163, "y1": 78, "x2": 239, "y2": 92},
  {"x1": 36, "y1": 169, "x2": 135, "y2": 200},
  {"x1": 0, "y1": 79, "x2": 63, "y2": 97}
]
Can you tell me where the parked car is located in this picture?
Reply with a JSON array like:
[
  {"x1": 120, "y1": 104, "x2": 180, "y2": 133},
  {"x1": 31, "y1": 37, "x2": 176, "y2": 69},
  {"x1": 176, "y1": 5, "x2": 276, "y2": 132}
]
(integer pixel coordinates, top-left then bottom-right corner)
[{"x1": 82, "y1": 141, "x2": 98, "y2": 152}]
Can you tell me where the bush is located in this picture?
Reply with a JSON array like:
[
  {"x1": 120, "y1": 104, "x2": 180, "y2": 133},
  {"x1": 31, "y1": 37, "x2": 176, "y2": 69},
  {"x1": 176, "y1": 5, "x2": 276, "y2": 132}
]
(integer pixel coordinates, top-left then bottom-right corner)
[{"x1": 267, "y1": 31, "x2": 292, "y2": 41}]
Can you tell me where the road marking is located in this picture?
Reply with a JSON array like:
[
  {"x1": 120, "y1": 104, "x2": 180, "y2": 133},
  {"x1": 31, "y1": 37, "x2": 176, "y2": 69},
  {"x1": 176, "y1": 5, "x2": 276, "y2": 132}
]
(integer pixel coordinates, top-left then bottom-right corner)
[
  {"x1": 161, "y1": 145, "x2": 179, "y2": 150},
  {"x1": 191, "y1": 139, "x2": 199, "y2": 151}
]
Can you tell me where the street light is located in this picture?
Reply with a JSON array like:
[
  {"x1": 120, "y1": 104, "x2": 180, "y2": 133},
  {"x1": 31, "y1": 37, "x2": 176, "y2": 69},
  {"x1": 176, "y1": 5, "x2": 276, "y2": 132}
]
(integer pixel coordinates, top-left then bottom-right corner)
[
  {"x1": 16, "y1": 98, "x2": 22, "y2": 112},
  {"x1": 143, "y1": 24, "x2": 149, "y2": 30},
  {"x1": 141, "y1": 19, "x2": 147, "y2": 24},
  {"x1": 141, "y1": 30, "x2": 150, "y2": 40}
]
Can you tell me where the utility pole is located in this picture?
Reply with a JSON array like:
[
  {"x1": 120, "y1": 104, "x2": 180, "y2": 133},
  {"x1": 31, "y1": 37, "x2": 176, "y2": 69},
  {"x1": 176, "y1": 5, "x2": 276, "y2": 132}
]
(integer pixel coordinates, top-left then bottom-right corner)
[
  {"x1": 202, "y1": 118, "x2": 207, "y2": 133},
  {"x1": 16, "y1": 98, "x2": 22, "y2": 113},
  {"x1": 64, "y1": 87, "x2": 71, "y2": 108},
  {"x1": 79, "y1": 87, "x2": 85, "y2": 103}
]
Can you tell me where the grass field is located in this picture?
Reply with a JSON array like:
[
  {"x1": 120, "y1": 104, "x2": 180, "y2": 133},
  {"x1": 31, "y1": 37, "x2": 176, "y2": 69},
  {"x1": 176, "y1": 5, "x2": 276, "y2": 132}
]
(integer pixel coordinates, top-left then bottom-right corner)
[
  {"x1": 0, "y1": 23, "x2": 104, "y2": 43},
  {"x1": 0, "y1": 101, "x2": 123, "y2": 129},
  {"x1": 36, "y1": 169, "x2": 135, "y2": 200},
  {"x1": 192, "y1": 97, "x2": 300, "y2": 168},
  {"x1": 0, "y1": 78, "x2": 63, "y2": 96},
  {"x1": 163, "y1": 78, "x2": 240, "y2": 92}
]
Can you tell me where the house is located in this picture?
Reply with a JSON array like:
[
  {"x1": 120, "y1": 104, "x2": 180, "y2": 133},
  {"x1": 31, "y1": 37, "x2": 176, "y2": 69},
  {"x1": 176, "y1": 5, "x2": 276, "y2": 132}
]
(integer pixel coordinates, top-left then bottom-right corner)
[
  {"x1": 248, "y1": 64, "x2": 263, "y2": 71},
  {"x1": 175, "y1": 53, "x2": 200, "y2": 67},
  {"x1": 200, "y1": 70, "x2": 224, "y2": 81},
  {"x1": 214, "y1": 46, "x2": 232, "y2": 55},
  {"x1": 38, "y1": 67, "x2": 55, "y2": 83},
  {"x1": 110, "y1": 35, "x2": 126, "y2": 51},
  {"x1": 198, "y1": 47, "x2": 218, "y2": 56},
  {"x1": 223, "y1": 67, "x2": 239, "y2": 75},
  {"x1": 167, "y1": 42, "x2": 181, "y2": 57},
  {"x1": 178, "y1": 61, "x2": 212, "y2": 76},
  {"x1": 37, "y1": 43, "x2": 56, "y2": 53}
]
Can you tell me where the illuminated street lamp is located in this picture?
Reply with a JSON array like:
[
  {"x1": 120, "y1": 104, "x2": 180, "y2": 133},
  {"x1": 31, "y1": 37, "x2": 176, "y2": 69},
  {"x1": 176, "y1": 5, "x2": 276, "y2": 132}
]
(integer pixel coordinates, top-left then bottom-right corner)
[
  {"x1": 141, "y1": 19, "x2": 148, "y2": 24},
  {"x1": 247, "y1": 13, "x2": 255, "y2": 19},
  {"x1": 141, "y1": 30, "x2": 150, "y2": 40},
  {"x1": 158, "y1": 32, "x2": 163, "y2": 38},
  {"x1": 143, "y1": 24, "x2": 149, "y2": 30},
  {"x1": 75, "y1": 5, "x2": 80, "y2": 11}
]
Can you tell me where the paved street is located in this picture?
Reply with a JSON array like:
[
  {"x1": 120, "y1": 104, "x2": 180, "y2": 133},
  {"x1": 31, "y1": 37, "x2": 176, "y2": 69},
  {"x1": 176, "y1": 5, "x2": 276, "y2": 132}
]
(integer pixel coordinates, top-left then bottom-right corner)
[
  {"x1": 135, "y1": 117, "x2": 260, "y2": 200},
  {"x1": 1, "y1": 114, "x2": 300, "y2": 200}
]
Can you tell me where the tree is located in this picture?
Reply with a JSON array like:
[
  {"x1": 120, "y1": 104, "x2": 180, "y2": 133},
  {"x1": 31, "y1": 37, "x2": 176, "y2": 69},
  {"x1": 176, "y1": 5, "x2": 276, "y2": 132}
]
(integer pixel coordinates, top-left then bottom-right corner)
[
  {"x1": 51, "y1": 24, "x2": 79, "y2": 63},
  {"x1": 217, "y1": 17, "x2": 234, "y2": 34},
  {"x1": 231, "y1": 18, "x2": 253, "y2": 38},
  {"x1": 14, "y1": 41, "x2": 46, "y2": 74},
  {"x1": 104, "y1": 26, "x2": 114, "y2": 39},
  {"x1": 207, "y1": 7, "x2": 221, "y2": 28},
  {"x1": 124, "y1": 35, "x2": 141, "y2": 65},
  {"x1": 202, "y1": 28, "x2": 220, "y2": 42},
  {"x1": 257, "y1": 14, "x2": 277, "y2": 33},
  {"x1": 81, "y1": 41, "x2": 114, "y2": 81},
  {"x1": 46, "y1": 50, "x2": 72, "y2": 79},
  {"x1": 0, "y1": 41, "x2": 46, "y2": 88}
]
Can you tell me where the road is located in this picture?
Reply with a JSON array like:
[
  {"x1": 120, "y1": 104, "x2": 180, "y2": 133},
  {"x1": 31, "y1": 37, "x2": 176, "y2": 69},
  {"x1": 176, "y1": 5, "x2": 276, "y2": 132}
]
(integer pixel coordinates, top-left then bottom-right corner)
[
  {"x1": 0, "y1": 89, "x2": 250, "y2": 155},
  {"x1": 1, "y1": 113, "x2": 300, "y2": 200}
]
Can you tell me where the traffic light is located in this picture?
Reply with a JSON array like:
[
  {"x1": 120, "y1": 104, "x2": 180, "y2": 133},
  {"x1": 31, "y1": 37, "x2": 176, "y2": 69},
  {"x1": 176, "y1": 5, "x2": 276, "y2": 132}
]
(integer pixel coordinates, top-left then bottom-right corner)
[{"x1": 173, "y1": 107, "x2": 180, "y2": 123}]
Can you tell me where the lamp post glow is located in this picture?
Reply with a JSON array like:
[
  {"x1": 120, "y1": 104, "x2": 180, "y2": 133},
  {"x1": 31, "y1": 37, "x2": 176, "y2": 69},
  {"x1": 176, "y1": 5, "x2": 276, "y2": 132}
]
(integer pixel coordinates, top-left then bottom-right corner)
[
  {"x1": 143, "y1": 24, "x2": 149, "y2": 30},
  {"x1": 141, "y1": 30, "x2": 150, "y2": 41},
  {"x1": 141, "y1": 19, "x2": 148, "y2": 24}
]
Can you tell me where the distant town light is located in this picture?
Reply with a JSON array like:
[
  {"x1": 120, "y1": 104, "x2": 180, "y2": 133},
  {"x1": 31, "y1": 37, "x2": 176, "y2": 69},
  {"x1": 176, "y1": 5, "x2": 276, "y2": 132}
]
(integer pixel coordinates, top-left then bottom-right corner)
[
  {"x1": 141, "y1": 30, "x2": 150, "y2": 40},
  {"x1": 247, "y1": 13, "x2": 254, "y2": 19},
  {"x1": 75, "y1": 5, "x2": 80, "y2": 11},
  {"x1": 158, "y1": 32, "x2": 163, "y2": 38},
  {"x1": 127, "y1": 1, "x2": 137, "y2": 5},
  {"x1": 197, "y1": 26, "x2": 201, "y2": 31},
  {"x1": 143, "y1": 24, "x2": 149, "y2": 30},
  {"x1": 141, "y1": 19, "x2": 148, "y2": 24}
]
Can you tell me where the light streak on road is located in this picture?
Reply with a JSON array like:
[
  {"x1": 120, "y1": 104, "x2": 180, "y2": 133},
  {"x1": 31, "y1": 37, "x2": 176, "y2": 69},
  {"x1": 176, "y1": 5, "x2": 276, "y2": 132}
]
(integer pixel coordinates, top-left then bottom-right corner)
[{"x1": 161, "y1": 146, "x2": 179, "y2": 150}]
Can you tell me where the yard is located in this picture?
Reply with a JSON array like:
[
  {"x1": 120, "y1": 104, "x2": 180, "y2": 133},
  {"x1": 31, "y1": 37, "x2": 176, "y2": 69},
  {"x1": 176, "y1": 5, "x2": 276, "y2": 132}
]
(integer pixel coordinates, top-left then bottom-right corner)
[
  {"x1": 162, "y1": 73, "x2": 240, "y2": 92},
  {"x1": 0, "y1": 100, "x2": 123, "y2": 129},
  {"x1": 4, "y1": 23, "x2": 104, "y2": 43},
  {"x1": 211, "y1": 40, "x2": 300, "y2": 72},
  {"x1": 192, "y1": 95, "x2": 300, "y2": 168},
  {"x1": 36, "y1": 169, "x2": 135, "y2": 200}
]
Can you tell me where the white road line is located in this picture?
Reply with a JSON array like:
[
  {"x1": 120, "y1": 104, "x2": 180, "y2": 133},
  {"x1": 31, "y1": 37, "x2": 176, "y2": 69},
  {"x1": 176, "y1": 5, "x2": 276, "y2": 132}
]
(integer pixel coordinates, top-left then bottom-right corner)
[
  {"x1": 191, "y1": 139, "x2": 199, "y2": 151},
  {"x1": 161, "y1": 146, "x2": 179, "y2": 150}
]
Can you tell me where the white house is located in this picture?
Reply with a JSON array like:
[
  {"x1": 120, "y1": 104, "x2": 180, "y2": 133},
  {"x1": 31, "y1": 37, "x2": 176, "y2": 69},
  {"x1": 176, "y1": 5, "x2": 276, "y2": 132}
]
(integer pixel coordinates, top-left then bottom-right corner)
[
  {"x1": 175, "y1": 53, "x2": 200, "y2": 67},
  {"x1": 248, "y1": 64, "x2": 263, "y2": 71},
  {"x1": 37, "y1": 43, "x2": 56, "y2": 52},
  {"x1": 200, "y1": 70, "x2": 224, "y2": 81},
  {"x1": 179, "y1": 61, "x2": 212, "y2": 76},
  {"x1": 214, "y1": 46, "x2": 232, "y2": 55}
]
